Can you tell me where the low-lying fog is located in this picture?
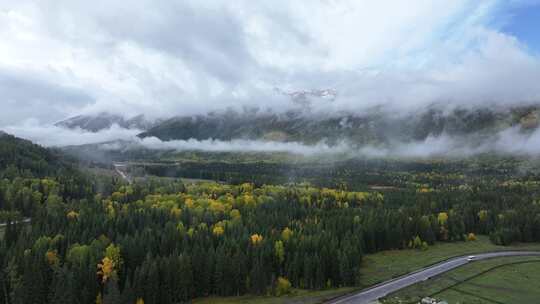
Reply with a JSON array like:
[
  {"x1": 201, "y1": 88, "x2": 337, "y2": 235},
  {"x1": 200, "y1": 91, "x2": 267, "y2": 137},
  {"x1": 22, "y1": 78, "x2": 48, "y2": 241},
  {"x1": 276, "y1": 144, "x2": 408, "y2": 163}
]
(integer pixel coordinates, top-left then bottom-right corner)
[{"x1": 6, "y1": 120, "x2": 540, "y2": 159}]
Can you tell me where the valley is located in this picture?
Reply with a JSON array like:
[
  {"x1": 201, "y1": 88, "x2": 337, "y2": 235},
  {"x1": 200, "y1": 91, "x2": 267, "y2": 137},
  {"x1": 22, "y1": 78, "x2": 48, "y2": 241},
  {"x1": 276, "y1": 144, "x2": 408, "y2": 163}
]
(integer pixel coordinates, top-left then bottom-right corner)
[
  {"x1": 3, "y1": 2, "x2": 540, "y2": 303},
  {"x1": 4, "y1": 126, "x2": 540, "y2": 304}
]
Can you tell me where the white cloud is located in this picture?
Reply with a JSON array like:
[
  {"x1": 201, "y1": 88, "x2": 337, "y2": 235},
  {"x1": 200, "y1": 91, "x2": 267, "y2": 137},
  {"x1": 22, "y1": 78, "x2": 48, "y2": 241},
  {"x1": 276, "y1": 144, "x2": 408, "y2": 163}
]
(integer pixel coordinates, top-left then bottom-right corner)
[
  {"x1": 126, "y1": 128, "x2": 540, "y2": 158},
  {"x1": 6, "y1": 119, "x2": 540, "y2": 158},
  {"x1": 2, "y1": 120, "x2": 141, "y2": 147},
  {"x1": 0, "y1": 0, "x2": 539, "y2": 124},
  {"x1": 1, "y1": 0, "x2": 540, "y2": 154},
  {"x1": 134, "y1": 136, "x2": 351, "y2": 155}
]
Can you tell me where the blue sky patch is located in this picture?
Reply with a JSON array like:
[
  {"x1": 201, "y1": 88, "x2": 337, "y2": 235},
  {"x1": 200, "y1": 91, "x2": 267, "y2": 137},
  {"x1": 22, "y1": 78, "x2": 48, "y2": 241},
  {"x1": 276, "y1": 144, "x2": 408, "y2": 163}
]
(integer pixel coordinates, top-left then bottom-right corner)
[{"x1": 501, "y1": 2, "x2": 540, "y2": 53}]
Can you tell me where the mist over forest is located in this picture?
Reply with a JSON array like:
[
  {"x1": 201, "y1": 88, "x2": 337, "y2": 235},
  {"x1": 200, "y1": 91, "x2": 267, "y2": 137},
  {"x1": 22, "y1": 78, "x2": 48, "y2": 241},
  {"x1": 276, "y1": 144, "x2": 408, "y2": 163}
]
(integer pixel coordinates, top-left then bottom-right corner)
[{"x1": 2, "y1": 2, "x2": 540, "y2": 304}]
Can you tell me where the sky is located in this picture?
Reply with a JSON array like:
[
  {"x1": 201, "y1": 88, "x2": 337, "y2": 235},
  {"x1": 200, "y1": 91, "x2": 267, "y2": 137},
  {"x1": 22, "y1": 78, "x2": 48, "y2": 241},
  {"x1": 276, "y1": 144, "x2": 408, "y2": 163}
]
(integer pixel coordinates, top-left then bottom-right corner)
[
  {"x1": 501, "y1": 1, "x2": 540, "y2": 52},
  {"x1": 1, "y1": 0, "x2": 540, "y2": 129}
]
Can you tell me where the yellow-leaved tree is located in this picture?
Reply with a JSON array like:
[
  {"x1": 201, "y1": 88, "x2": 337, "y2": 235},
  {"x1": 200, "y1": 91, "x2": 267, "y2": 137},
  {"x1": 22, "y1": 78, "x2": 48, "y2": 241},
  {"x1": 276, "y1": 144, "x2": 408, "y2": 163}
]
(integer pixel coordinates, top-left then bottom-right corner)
[
  {"x1": 275, "y1": 277, "x2": 292, "y2": 296},
  {"x1": 97, "y1": 257, "x2": 114, "y2": 283},
  {"x1": 105, "y1": 243, "x2": 123, "y2": 271},
  {"x1": 170, "y1": 206, "x2": 182, "y2": 218},
  {"x1": 250, "y1": 234, "x2": 263, "y2": 245},
  {"x1": 478, "y1": 210, "x2": 488, "y2": 221},
  {"x1": 66, "y1": 210, "x2": 79, "y2": 220},
  {"x1": 437, "y1": 212, "x2": 448, "y2": 225},
  {"x1": 95, "y1": 293, "x2": 102, "y2": 304},
  {"x1": 438, "y1": 212, "x2": 449, "y2": 240},
  {"x1": 230, "y1": 209, "x2": 241, "y2": 221},
  {"x1": 281, "y1": 227, "x2": 293, "y2": 242},
  {"x1": 97, "y1": 243, "x2": 123, "y2": 283},
  {"x1": 212, "y1": 225, "x2": 224, "y2": 236},
  {"x1": 45, "y1": 250, "x2": 59, "y2": 266}
]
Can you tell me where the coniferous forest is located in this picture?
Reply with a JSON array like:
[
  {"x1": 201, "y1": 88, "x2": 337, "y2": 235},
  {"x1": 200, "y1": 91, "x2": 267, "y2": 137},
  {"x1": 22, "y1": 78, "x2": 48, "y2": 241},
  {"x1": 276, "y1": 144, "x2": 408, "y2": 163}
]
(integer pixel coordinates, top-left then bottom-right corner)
[
  {"x1": 5, "y1": 0, "x2": 540, "y2": 302},
  {"x1": 1, "y1": 133, "x2": 540, "y2": 303}
]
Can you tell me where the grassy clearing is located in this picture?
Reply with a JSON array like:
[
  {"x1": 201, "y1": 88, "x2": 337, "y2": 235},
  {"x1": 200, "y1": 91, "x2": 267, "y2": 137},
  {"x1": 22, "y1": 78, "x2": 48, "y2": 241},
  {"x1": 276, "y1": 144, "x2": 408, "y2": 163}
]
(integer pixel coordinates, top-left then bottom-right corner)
[
  {"x1": 437, "y1": 260, "x2": 540, "y2": 304},
  {"x1": 382, "y1": 256, "x2": 540, "y2": 303},
  {"x1": 359, "y1": 235, "x2": 540, "y2": 288},
  {"x1": 192, "y1": 287, "x2": 356, "y2": 304}
]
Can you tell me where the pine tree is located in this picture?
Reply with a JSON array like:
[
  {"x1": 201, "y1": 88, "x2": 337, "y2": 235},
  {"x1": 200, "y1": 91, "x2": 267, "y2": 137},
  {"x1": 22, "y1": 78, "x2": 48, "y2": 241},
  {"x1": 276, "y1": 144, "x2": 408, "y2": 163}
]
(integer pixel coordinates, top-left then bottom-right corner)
[
  {"x1": 213, "y1": 246, "x2": 226, "y2": 295},
  {"x1": 178, "y1": 254, "x2": 194, "y2": 301},
  {"x1": 192, "y1": 246, "x2": 212, "y2": 297},
  {"x1": 249, "y1": 256, "x2": 266, "y2": 295},
  {"x1": 231, "y1": 250, "x2": 247, "y2": 295},
  {"x1": 48, "y1": 267, "x2": 75, "y2": 304},
  {"x1": 120, "y1": 275, "x2": 136, "y2": 304},
  {"x1": 103, "y1": 279, "x2": 121, "y2": 304}
]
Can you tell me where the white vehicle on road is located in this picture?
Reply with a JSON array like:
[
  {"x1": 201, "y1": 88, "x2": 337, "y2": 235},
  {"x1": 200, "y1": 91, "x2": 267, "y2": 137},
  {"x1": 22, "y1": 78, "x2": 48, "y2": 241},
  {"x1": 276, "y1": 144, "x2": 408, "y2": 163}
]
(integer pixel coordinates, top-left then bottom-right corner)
[{"x1": 327, "y1": 251, "x2": 540, "y2": 304}]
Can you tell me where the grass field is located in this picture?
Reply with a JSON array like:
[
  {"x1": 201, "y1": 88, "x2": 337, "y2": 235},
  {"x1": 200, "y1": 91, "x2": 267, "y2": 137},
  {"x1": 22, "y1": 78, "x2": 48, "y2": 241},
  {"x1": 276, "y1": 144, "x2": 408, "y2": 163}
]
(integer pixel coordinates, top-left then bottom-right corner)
[
  {"x1": 359, "y1": 235, "x2": 540, "y2": 288},
  {"x1": 191, "y1": 236, "x2": 540, "y2": 304},
  {"x1": 382, "y1": 257, "x2": 540, "y2": 304},
  {"x1": 192, "y1": 288, "x2": 356, "y2": 304}
]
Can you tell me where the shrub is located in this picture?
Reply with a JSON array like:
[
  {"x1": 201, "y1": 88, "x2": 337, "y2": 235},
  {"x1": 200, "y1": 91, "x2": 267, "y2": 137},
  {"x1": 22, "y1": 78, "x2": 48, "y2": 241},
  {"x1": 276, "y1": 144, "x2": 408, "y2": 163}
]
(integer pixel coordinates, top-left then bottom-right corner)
[{"x1": 275, "y1": 277, "x2": 292, "y2": 296}]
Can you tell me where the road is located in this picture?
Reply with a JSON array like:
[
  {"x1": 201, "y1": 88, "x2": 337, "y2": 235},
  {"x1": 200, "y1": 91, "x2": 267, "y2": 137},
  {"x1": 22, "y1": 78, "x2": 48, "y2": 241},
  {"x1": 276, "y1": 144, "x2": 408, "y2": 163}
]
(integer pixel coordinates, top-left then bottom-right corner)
[
  {"x1": 0, "y1": 218, "x2": 31, "y2": 227},
  {"x1": 114, "y1": 163, "x2": 132, "y2": 183},
  {"x1": 327, "y1": 251, "x2": 540, "y2": 304}
]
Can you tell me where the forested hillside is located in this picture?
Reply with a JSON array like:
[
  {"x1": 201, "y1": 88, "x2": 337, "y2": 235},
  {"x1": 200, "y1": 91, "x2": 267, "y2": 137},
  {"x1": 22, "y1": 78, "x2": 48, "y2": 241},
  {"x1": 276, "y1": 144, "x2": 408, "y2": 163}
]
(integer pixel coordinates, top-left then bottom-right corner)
[
  {"x1": 0, "y1": 132, "x2": 66, "y2": 178},
  {"x1": 138, "y1": 106, "x2": 540, "y2": 145}
]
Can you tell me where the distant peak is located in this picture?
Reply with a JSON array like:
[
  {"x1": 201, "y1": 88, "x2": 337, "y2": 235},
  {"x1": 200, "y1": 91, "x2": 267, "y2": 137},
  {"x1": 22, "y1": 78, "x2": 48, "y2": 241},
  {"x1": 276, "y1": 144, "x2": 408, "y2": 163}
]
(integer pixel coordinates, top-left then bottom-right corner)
[{"x1": 274, "y1": 88, "x2": 337, "y2": 107}]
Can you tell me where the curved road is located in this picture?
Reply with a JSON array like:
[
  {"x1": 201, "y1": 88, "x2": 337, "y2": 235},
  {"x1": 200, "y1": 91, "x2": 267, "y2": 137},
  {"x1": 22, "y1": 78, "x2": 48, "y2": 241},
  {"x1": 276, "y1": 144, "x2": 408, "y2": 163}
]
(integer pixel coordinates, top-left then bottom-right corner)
[
  {"x1": 114, "y1": 163, "x2": 132, "y2": 184},
  {"x1": 327, "y1": 251, "x2": 540, "y2": 304}
]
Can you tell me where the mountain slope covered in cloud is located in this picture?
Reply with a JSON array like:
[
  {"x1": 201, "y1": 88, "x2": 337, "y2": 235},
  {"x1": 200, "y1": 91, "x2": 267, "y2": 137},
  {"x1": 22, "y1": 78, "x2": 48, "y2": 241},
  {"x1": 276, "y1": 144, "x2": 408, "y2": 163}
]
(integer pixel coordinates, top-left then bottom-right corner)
[
  {"x1": 139, "y1": 105, "x2": 540, "y2": 146},
  {"x1": 55, "y1": 113, "x2": 159, "y2": 132},
  {"x1": 46, "y1": 104, "x2": 540, "y2": 160}
]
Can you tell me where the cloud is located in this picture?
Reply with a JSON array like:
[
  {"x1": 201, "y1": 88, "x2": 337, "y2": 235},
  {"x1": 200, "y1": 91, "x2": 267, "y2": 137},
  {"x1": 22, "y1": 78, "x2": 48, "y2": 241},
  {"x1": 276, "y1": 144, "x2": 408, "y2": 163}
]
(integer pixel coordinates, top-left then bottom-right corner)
[
  {"x1": 6, "y1": 119, "x2": 540, "y2": 159},
  {"x1": 355, "y1": 128, "x2": 540, "y2": 158},
  {"x1": 133, "y1": 136, "x2": 351, "y2": 156},
  {"x1": 2, "y1": 120, "x2": 141, "y2": 147},
  {"x1": 1, "y1": 0, "x2": 540, "y2": 127},
  {"x1": 126, "y1": 129, "x2": 540, "y2": 158},
  {"x1": 492, "y1": 127, "x2": 540, "y2": 155},
  {"x1": 0, "y1": 67, "x2": 94, "y2": 124},
  {"x1": 92, "y1": 127, "x2": 540, "y2": 158}
]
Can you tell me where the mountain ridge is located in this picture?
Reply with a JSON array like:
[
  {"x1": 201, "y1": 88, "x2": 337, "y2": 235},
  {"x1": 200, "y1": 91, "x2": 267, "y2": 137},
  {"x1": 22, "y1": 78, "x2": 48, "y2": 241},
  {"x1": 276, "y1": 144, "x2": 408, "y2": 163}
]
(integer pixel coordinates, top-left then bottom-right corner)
[
  {"x1": 53, "y1": 104, "x2": 540, "y2": 150},
  {"x1": 138, "y1": 105, "x2": 540, "y2": 146},
  {"x1": 55, "y1": 112, "x2": 161, "y2": 132}
]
